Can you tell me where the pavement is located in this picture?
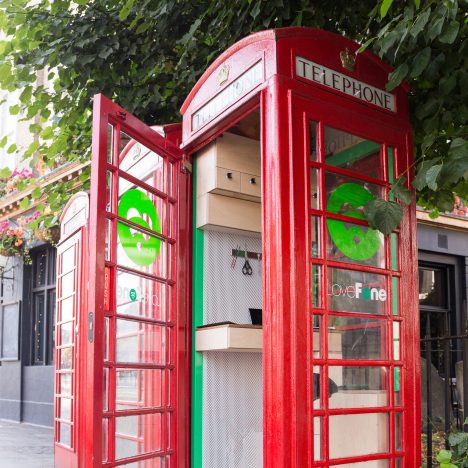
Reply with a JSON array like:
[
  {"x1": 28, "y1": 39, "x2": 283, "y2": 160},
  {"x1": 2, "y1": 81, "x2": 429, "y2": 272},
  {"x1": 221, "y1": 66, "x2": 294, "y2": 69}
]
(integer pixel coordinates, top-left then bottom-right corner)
[{"x1": 0, "y1": 419, "x2": 53, "y2": 468}]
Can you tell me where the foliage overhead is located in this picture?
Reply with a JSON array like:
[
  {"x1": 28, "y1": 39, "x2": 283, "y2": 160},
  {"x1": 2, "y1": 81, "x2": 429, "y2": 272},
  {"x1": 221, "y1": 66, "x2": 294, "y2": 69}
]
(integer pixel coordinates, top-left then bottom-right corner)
[{"x1": 0, "y1": 0, "x2": 466, "y2": 235}]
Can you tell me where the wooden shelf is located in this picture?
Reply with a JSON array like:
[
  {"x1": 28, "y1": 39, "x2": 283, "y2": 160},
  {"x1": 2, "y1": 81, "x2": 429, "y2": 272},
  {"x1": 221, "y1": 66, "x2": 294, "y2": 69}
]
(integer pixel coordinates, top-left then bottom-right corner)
[{"x1": 195, "y1": 324, "x2": 262, "y2": 352}]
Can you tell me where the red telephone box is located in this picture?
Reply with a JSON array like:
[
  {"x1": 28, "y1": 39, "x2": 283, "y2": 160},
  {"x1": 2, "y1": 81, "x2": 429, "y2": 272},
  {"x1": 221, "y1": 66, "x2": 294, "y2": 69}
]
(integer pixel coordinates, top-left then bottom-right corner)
[{"x1": 55, "y1": 27, "x2": 420, "y2": 467}]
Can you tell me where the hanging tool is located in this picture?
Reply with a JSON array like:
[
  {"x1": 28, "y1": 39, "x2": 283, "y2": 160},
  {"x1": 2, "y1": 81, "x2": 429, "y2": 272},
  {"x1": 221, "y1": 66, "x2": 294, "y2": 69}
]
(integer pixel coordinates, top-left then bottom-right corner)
[{"x1": 242, "y1": 258, "x2": 253, "y2": 275}]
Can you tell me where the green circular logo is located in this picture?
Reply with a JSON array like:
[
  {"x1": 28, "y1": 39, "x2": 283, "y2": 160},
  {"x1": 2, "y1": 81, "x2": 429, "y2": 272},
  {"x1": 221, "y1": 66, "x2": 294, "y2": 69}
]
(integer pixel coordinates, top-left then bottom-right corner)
[
  {"x1": 326, "y1": 182, "x2": 381, "y2": 261},
  {"x1": 117, "y1": 189, "x2": 161, "y2": 267},
  {"x1": 129, "y1": 288, "x2": 137, "y2": 301}
]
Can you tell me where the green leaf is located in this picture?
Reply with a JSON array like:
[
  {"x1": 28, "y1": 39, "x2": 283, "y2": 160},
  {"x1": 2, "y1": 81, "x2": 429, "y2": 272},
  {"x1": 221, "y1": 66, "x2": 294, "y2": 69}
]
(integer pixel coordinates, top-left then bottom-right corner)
[
  {"x1": 9, "y1": 104, "x2": 20, "y2": 115},
  {"x1": 365, "y1": 199, "x2": 403, "y2": 234},
  {"x1": 414, "y1": 0, "x2": 420, "y2": 10},
  {"x1": 119, "y1": 0, "x2": 134, "y2": 21},
  {"x1": 0, "y1": 167, "x2": 11, "y2": 178},
  {"x1": 439, "y1": 20, "x2": 460, "y2": 44},
  {"x1": 41, "y1": 126, "x2": 53, "y2": 139},
  {"x1": 410, "y1": 47, "x2": 431, "y2": 78},
  {"x1": 413, "y1": 160, "x2": 434, "y2": 190},
  {"x1": 426, "y1": 163, "x2": 442, "y2": 190},
  {"x1": 357, "y1": 37, "x2": 375, "y2": 54},
  {"x1": 391, "y1": 177, "x2": 413, "y2": 204},
  {"x1": 31, "y1": 187, "x2": 42, "y2": 199},
  {"x1": 386, "y1": 63, "x2": 409, "y2": 91},
  {"x1": 0, "y1": 135, "x2": 7, "y2": 148},
  {"x1": 380, "y1": 0, "x2": 393, "y2": 18},
  {"x1": 449, "y1": 138, "x2": 468, "y2": 159},
  {"x1": 411, "y1": 8, "x2": 431, "y2": 37},
  {"x1": 428, "y1": 16, "x2": 445, "y2": 41},
  {"x1": 435, "y1": 191, "x2": 455, "y2": 212},
  {"x1": 436, "y1": 449, "x2": 452, "y2": 463},
  {"x1": 19, "y1": 197, "x2": 30, "y2": 209},
  {"x1": 6, "y1": 143, "x2": 17, "y2": 154}
]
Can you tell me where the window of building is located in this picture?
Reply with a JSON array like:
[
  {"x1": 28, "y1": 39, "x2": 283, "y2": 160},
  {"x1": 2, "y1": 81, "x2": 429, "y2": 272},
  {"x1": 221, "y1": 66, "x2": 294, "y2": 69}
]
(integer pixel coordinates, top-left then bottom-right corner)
[{"x1": 31, "y1": 247, "x2": 56, "y2": 365}]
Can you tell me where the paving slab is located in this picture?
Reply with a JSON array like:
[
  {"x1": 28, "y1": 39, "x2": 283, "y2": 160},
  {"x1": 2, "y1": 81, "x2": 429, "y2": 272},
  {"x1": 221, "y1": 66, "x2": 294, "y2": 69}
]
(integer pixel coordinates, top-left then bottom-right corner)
[{"x1": 0, "y1": 419, "x2": 53, "y2": 468}]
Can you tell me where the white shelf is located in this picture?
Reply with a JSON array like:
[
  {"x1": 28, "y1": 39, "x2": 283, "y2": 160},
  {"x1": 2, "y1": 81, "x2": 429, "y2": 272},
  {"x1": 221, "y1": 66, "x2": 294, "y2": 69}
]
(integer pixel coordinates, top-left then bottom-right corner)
[{"x1": 195, "y1": 324, "x2": 262, "y2": 352}]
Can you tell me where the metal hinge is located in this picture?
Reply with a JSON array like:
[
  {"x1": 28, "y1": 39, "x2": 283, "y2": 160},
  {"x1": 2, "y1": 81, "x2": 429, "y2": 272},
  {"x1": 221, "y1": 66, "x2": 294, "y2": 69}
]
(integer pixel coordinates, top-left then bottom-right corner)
[{"x1": 181, "y1": 155, "x2": 192, "y2": 174}]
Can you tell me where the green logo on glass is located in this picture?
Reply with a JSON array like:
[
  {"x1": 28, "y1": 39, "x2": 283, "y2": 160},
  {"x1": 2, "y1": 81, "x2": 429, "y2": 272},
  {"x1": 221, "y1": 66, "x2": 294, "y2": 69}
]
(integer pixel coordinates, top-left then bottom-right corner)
[
  {"x1": 326, "y1": 182, "x2": 380, "y2": 261},
  {"x1": 129, "y1": 288, "x2": 137, "y2": 301},
  {"x1": 117, "y1": 189, "x2": 161, "y2": 266}
]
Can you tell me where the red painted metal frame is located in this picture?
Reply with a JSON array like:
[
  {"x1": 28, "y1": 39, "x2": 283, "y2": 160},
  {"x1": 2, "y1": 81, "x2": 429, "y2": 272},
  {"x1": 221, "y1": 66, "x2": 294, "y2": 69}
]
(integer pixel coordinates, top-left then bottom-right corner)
[
  {"x1": 181, "y1": 27, "x2": 419, "y2": 468},
  {"x1": 84, "y1": 94, "x2": 191, "y2": 468}
]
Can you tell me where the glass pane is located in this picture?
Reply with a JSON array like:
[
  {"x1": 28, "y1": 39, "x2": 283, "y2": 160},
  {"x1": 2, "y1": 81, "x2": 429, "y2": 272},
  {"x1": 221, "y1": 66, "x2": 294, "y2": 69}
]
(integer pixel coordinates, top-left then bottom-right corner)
[
  {"x1": 311, "y1": 264, "x2": 321, "y2": 308},
  {"x1": 117, "y1": 182, "x2": 166, "y2": 237},
  {"x1": 310, "y1": 169, "x2": 320, "y2": 209},
  {"x1": 1, "y1": 303, "x2": 19, "y2": 359},
  {"x1": 326, "y1": 219, "x2": 384, "y2": 268},
  {"x1": 116, "y1": 368, "x2": 163, "y2": 410},
  {"x1": 48, "y1": 248, "x2": 57, "y2": 285},
  {"x1": 342, "y1": 461, "x2": 390, "y2": 467},
  {"x1": 107, "y1": 123, "x2": 114, "y2": 163},
  {"x1": 60, "y1": 397, "x2": 72, "y2": 421},
  {"x1": 328, "y1": 315, "x2": 387, "y2": 360},
  {"x1": 116, "y1": 270, "x2": 166, "y2": 321},
  {"x1": 419, "y1": 268, "x2": 447, "y2": 307},
  {"x1": 328, "y1": 366, "x2": 388, "y2": 408},
  {"x1": 116, "y1": 319, "x2": 166, "y2": 365},
  {"x1": 61, "y1": 271, "x2": 75, "y2": 298},
  {"x1": 310, "y1": 216, "x2": 321, "y2": 257},
  {"x1": 393, "y1": 322, "x2": 400, "y2": 360},
  {"x1": 329, "y1": 413, "x2": 389, "y2": 459},
  {"x1": 102, "y1": 418, "x2": 109, "y2": 462},
  {"x1": 328, "y1": 268, "x2": 388, "y2": 314},
  {"x1": 309, "y1": 121, "x2": 318, "y2": 161},
  {"x1": 115, "y1": 413, "x2": 162, "y2": 460},
  {"x1": 106, "y1": 171, "x2": 113, "y2": 212},
  {"x1": 391, "y1": 233, "x2": 399, "y2": 270},
  {"x1": 59, "y1": 422, "x2": 71, "y2": 447},
  {"x1": 392, "y1": 277, "x2": 399, "y2": 316},
  {"x1": 324, "y1": 126, "x2": 382, "y2": 179},
  {"x1": 394, "y1": 367, "x2": 402, "y2": 406},
  {"x1": 395, "y1": 411, "x2": 402, "y2": 451},
  {"x1": 60, "y1": 347, "x2": 72, "y2": 370},
  {"x1": 34, "y1": 293, "x2": 45, "y2": 362},
  {"x1": 60, "y1": 296, "x2": 74, "y2": 322},
  {"x1": 61, "y1": 321, "x2": 73, "y2": 346},
  {"x1": 312, "y1": 315, "x2": 321, "y2": 358},
  {"x1": 59, "y1": 373, "x2": 72, "y2": 395},
  {"x1": 103, "y1": 368, "x2": 109, "y2": 412},
  {"x1": 117, "y1": 221, "x2": 166, "y2": 278},
  {"x1": 119, "y1": 137, "x2": 165, "y2": 194},
  {"x1": 34, "y1": 250, "x2": 47, "y2": 287},
  {"x1": 313, "y1": 417, "x2": 323, "y2": 460},
  {"x1": 387, "y1": 147, "x2": 395, "y2": 184},
  {"x1": 326, "y1": 172, "x2": 385, "y2": 216},
  {"x1": 313, "y1": 366, "x2": 322, "y2": 409}
]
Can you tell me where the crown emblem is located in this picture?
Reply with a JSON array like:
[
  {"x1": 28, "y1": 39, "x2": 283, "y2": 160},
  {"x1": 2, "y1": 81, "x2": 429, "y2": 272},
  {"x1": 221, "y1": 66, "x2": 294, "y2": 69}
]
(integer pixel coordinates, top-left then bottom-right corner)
[
  {"x1": 340, "y1": 48, "x2": 356, "y2": 71},
  {"x1": 217, "y1": 64, "x2": 230, "y2": 86}
]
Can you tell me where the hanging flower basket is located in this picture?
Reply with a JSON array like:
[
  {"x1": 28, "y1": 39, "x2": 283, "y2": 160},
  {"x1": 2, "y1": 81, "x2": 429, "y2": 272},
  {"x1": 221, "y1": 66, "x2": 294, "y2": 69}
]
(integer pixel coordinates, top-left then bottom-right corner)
[
  {"x1": 0, "y1": 247, "x2": 18, "y2": 257},
  {"x1": 34, "y1": 225, "x2": 60, "y2": 243}
]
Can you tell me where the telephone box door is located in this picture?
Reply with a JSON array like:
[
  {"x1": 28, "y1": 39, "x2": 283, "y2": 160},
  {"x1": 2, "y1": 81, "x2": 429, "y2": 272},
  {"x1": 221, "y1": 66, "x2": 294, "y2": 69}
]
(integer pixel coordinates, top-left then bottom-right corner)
[{"x1": 82, "y1": 94, "x2": 190, "y2": 467}]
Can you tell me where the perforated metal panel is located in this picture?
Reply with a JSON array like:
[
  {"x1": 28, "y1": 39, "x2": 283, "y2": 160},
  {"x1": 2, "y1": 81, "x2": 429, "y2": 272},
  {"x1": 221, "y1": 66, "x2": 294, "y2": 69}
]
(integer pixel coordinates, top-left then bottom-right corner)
[{"x1": 203, "y1": 231, "x2": 263, "y2": 468}]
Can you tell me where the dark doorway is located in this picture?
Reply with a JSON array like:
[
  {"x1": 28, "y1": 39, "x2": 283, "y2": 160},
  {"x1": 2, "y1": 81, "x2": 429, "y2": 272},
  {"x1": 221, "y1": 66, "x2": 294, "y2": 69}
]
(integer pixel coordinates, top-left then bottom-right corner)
[{"x1": 419, "y1": 252, "x2": 468, "y2": 467}]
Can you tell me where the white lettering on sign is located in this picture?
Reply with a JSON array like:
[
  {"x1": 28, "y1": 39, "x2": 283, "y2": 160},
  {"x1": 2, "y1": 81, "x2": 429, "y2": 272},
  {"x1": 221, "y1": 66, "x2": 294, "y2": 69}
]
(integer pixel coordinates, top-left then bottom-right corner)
[
  {"x1": 295, "y1": 56, "x2": 396, "y2": 112},
  {"x1": 191, "y1": 60, "x2": 263, "y2": 132},
  {"x1": 328, "y1": 282, "x2": 387, "y2": 302}
]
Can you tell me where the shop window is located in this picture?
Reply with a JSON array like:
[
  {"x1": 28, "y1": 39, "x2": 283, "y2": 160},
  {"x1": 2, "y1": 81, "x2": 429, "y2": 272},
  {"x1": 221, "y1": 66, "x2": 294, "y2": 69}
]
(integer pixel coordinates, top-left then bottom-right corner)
[{"x1": 32, "y1": 247, "x2": 56, "y2": 365}]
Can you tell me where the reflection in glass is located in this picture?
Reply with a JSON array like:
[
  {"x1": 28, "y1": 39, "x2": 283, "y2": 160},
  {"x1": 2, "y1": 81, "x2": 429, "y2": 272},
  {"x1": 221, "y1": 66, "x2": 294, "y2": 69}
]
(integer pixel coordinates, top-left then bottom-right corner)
[
  {"x1": 61, "y1": 272, "x2": 75, "y2": 298},
  {"x1": 116, "y1": 319, "x2": 166, "y2": 365},
  {"x1": 102, "y1": 418, "x2": 109, "y2": 462},
  {"x1": 328, "y1": 366, "x2": 388, "y2": 408},
  {"x1": 60, "y1": 347, "x2": 72, "y2": 369},
  {"x1": 313, "y1": 366, "x2": 322, "y2": 409},
  {"x1": 116, "y1": 368, "x2": 163, "y2": 410},
  {"x1": 312, "y1": 315, "x2": 321, "y2": 358},
  {"x1": 391, "y1": 233, "x2": 399, "y2": 271},
  {"x1": 419, "y1": 267, "x2": 446, "y2": 307},
  {"x1": 326, "y1": 219, "x2": 384, "y2": 268},
  {"x1": 60, "y1": 296, "x2": 74, "y2": 322},
  {"x1": 60, "y1": 397, "x2": 71, "y2": 421},
  {"x1": 60, "y1": 373, "x2": 72, "y2": 395},
  {"x1": 61, "y1": 322, "x2": 73, "y2": 345},
  {"x1": 106, "y1": 171, "x2": 113, "y2": 212},
  {"x1": 329, "y1": 413, "x2": 389, "y2": 459},
  {"x1": 116, "y1": 270, "x2": 166, "y2": 321},
  {"x1": 395, "y1": 411, "x2": 402, "y2": 451},
  {"x1": 310, "y1": 169, "x2": 320, "y2": 210},
  {"x1": 115, "y1": 413, "x2": 162, "y2": 460},
  {"x1": 310, "y1": 121, "x2": 318, "y2": 161},
  {"x1": 328, "y1": 315, "x2": 386, "y2": 360},
  {"x1": 392, "y1": 277, "x2": 399, "y2": 316},
  {"x1": 311, "y1": 265, "x2": 321, "y2": 308},
  {"x1": 310, "y1": 216, "x2": 321, "y2": 257},
  {"x1": 394, "y1": 367, "x2": 402, "y2": 405},
  {"x1": 324, "y1": 127, "x2": 382, "y2": 179},
  {"x1": 313, "y1": 417, "x2": 323, "y2": 460},
  {"x1": 119, "y1": 136, "x2": 165, "y2": 194},
  {"x1": 343, "y1": 461, "x2": 390, "y2": 467},
  {"x1": 59, "y1": 422, "x2": 71, "y2": 447},
  {"x1": 328, "y1": 268, "x2": 387, "y2": 314},
  {"x1": 61, "y1": 246, "x2": 75, "y2": 274},
  {"x1": 117, "y1": 222, "x2": 166, "y2": 278},
  {"x1": 393, "y1": 322, "x2": 401, "y2": 360},
  {"x1": 107, "y1": 124, "x2": 114, "y2": 163}
]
